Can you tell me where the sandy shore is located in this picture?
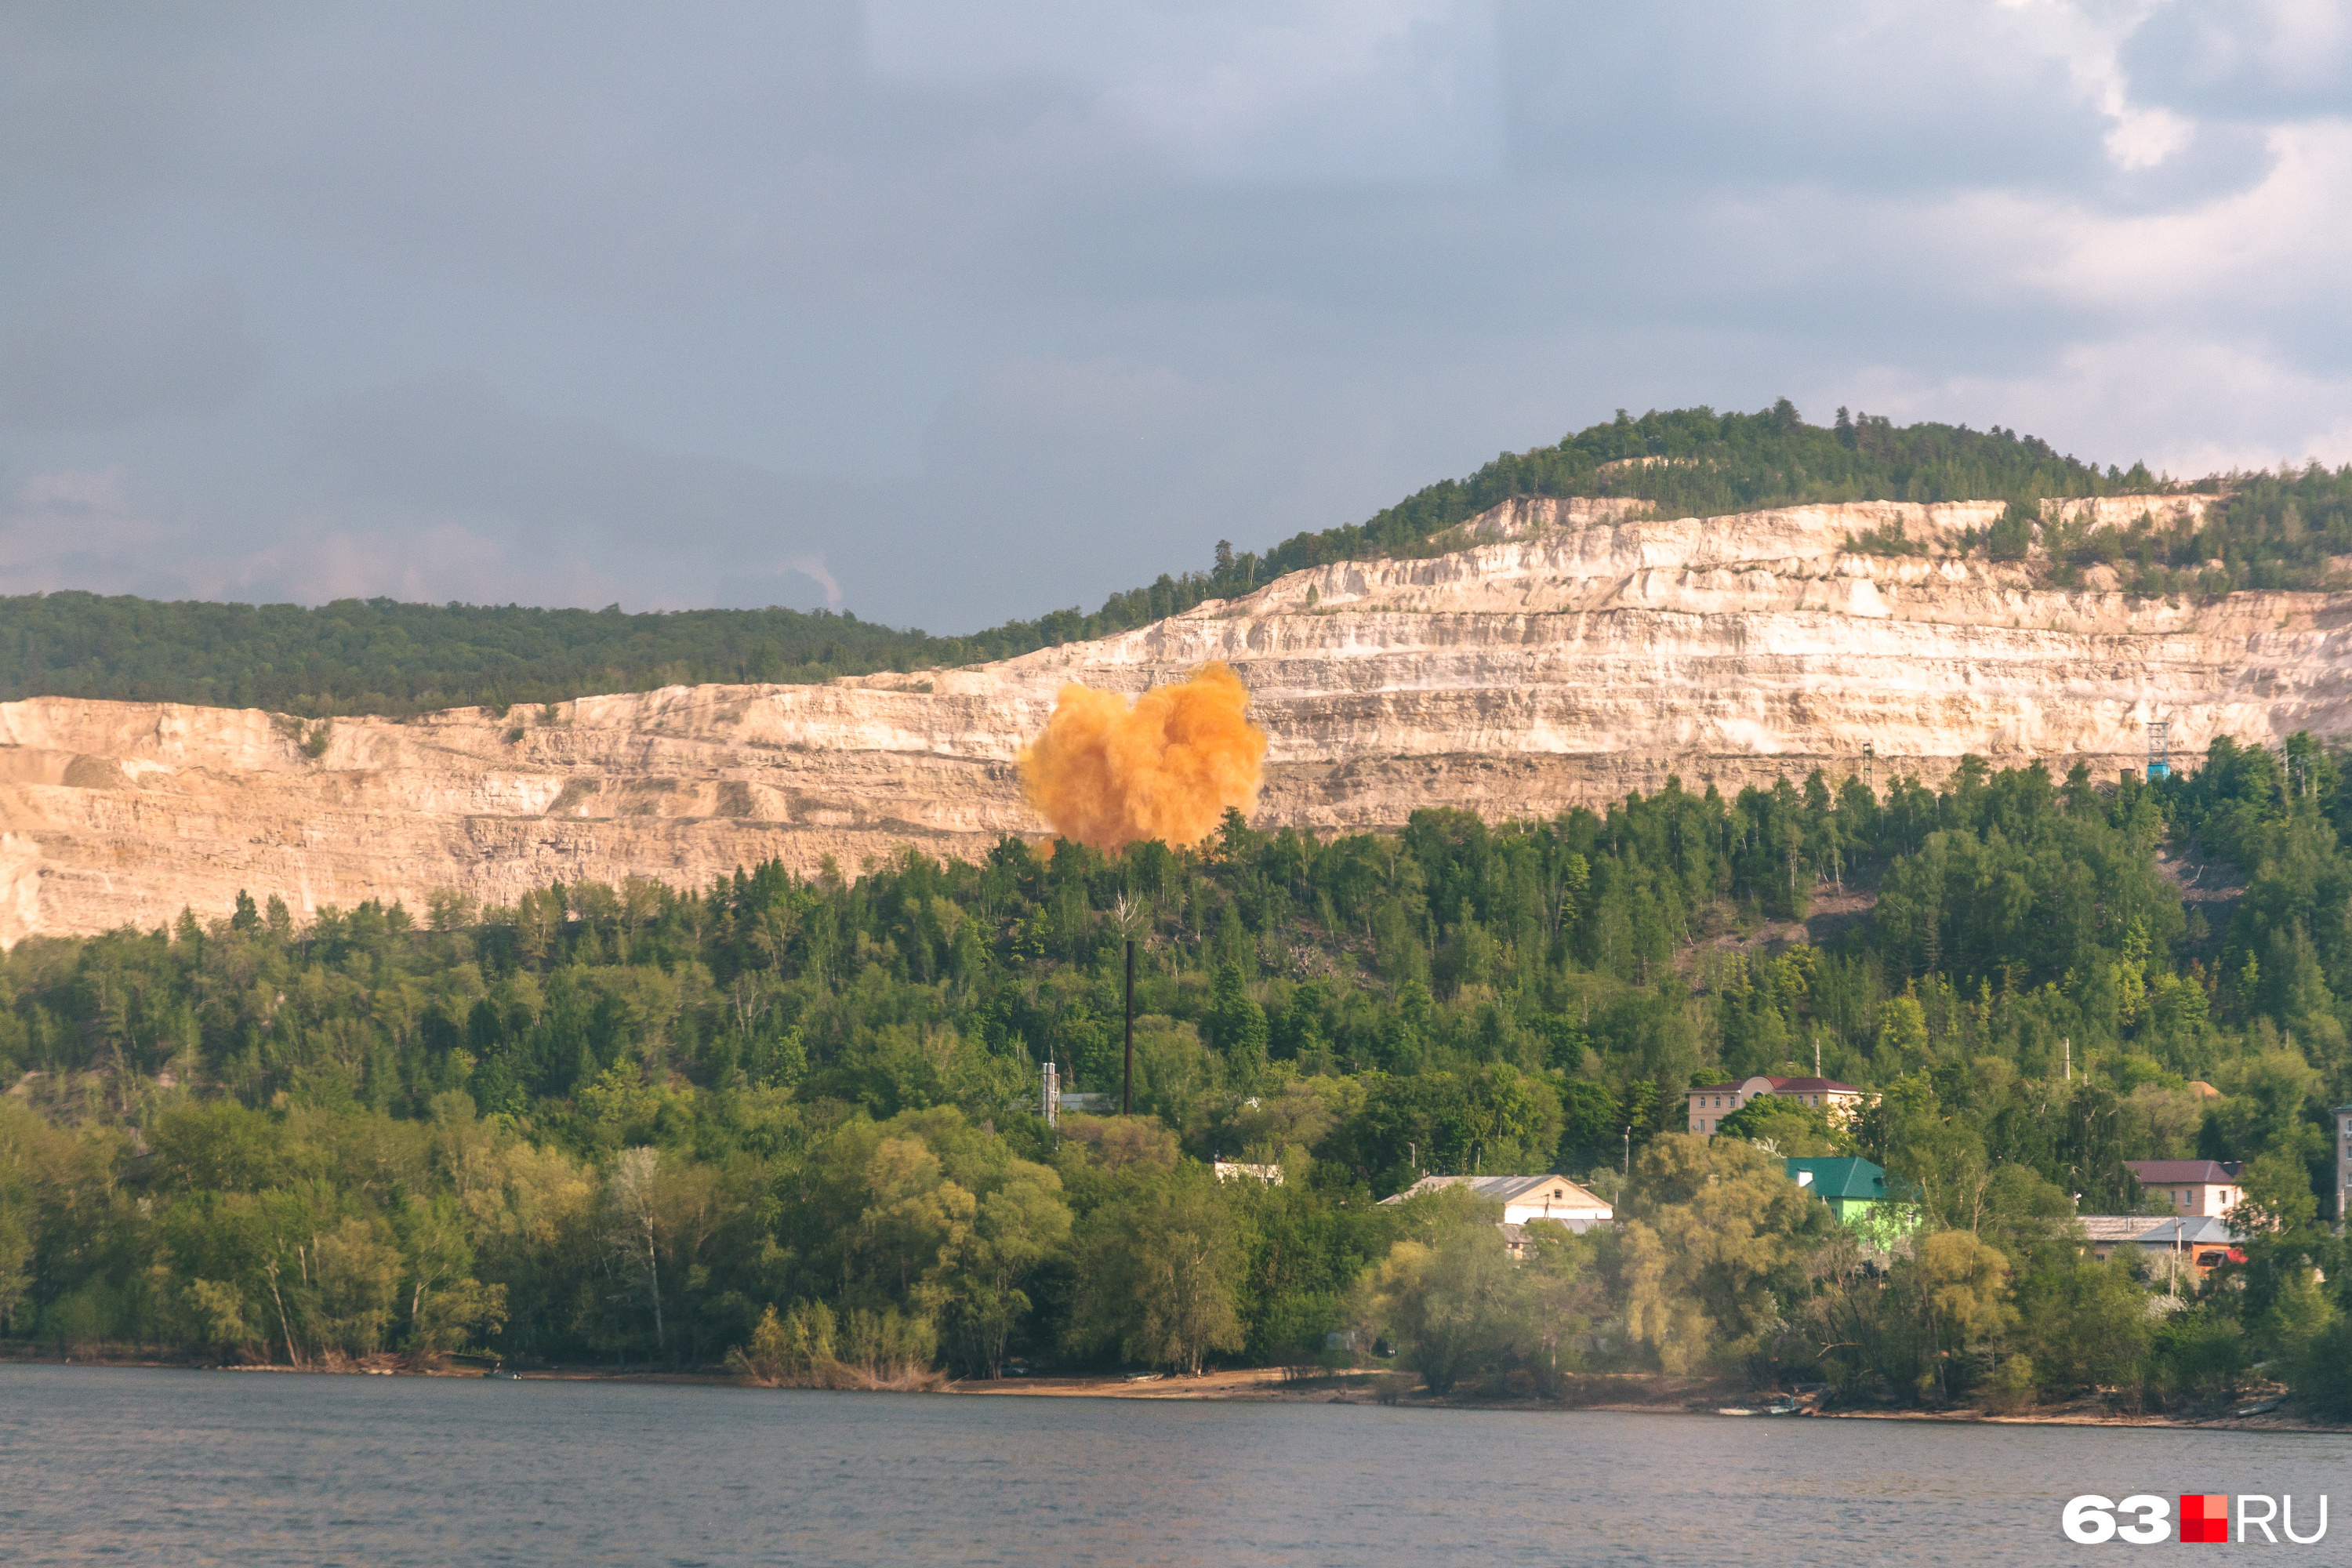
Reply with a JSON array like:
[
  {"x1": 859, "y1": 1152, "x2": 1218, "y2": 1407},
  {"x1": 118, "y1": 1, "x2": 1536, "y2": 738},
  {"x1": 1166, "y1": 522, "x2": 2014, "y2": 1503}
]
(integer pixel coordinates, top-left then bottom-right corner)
[
  {"x1": 8, "y1": 1348, "x2": 2334, "y2": 1431},
  {"x1": 945, "y1": 1367, "x2": 2336, "y2": 1432}
]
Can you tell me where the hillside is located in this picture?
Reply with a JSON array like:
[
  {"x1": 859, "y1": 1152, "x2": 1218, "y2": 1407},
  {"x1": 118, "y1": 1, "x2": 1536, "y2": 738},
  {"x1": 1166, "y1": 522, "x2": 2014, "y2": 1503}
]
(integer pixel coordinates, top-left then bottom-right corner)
[
  {"x1": 0, "y1": 595, "x2": 949, "y2": 718},
  {"x1": 15, "y1": 402, "x2": 2345, "y2": 719},
  {"x1": 2, "y1": 489, "x2": 2347, "y2": 942}
]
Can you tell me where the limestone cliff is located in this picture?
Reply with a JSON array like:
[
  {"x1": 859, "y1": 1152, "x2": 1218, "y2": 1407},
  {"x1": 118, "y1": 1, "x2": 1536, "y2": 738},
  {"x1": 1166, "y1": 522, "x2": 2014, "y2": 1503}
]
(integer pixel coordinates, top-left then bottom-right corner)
[{"x1": 4, "y1": 493, "x2": 2343, "y2": 942}]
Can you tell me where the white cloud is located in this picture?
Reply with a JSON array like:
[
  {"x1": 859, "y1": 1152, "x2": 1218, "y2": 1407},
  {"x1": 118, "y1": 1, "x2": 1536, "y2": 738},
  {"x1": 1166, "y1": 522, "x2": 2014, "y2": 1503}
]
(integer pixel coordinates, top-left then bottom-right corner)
[
  {"x1": 1991, "y1": 0, "x2": 2202, "y2": 169},
  {"x1": 1829, "y1": 331, "x2": 2352, "y2": 477},
  {"x1": 1931, "y1": 121, "x2": 2352, "y2": 310}
]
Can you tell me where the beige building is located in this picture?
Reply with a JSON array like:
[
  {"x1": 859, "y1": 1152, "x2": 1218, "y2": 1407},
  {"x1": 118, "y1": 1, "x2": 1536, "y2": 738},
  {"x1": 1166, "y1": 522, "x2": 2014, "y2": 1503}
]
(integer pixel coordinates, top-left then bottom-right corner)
[
  {"x1": 1381, "y1": 1174, "x2": 1613, "y2": 1226},
  {"x1": 1687, "y1": 1075, "x2": 1865, "y2": 1135},
  {"x1": 2122, "y1": 1160, "x2": 2242, "y2": 1218}
]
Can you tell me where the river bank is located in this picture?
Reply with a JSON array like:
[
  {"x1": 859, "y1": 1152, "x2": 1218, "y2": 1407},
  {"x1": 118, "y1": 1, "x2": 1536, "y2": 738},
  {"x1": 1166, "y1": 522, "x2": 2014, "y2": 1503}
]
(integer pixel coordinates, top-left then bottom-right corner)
[
  {"x1": 952, "y1": 1367, "x2": 2336, "y2": 1432},
  {"x1": 7, "y1": 1343, "x2": 2335, "y2": 1432}
]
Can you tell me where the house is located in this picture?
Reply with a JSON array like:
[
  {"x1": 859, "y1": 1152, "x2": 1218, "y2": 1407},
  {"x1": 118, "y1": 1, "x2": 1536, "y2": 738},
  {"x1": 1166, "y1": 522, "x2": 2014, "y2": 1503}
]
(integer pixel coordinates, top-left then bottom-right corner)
[
  {"x1": 1381, "y1": 1174, "x2": 1613, "y2": 1225},
  {"x1": 1783, "y1": 1157, "x2": 1911, "y2": 1227},
  {"x1": 2122, "y1": 1160, "x2": 2243, "y2": 1218},
  {"x1": 1688, "y1": 1075, "x2": 1866, "y2": 1134},
  {"x1": 1213, "y1": 1160, "x2": 1283, "y2": 1184},
  {"x1": 2078, "y1": 1214, "x2": 2241, "y2": 1279},
  {"x1": 1380, "y1": 1175, "x2": 1613, "y2": 1261}
]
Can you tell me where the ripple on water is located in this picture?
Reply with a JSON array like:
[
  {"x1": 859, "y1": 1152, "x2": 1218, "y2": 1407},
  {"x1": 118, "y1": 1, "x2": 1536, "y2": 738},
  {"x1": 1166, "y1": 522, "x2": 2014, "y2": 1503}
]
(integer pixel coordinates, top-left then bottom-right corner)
[{"x1": 4, "y1": 1366, "x2": 2349, "y2": 1566}]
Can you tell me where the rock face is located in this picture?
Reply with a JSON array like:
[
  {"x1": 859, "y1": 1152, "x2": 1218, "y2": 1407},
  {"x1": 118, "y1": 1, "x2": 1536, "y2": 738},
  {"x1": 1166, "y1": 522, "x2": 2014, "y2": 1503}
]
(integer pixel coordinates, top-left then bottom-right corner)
[{"x1": 4, "y1": 492, "x2": 2346, "y2": 942}]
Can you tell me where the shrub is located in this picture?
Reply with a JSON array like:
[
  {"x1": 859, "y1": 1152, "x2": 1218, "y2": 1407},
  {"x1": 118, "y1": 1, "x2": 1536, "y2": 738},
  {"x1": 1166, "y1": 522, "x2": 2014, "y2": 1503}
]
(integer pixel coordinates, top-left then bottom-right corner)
[
  {"x1": 1986, "y1": 1354, "x2": 2036, "y2": 1414},
  {"x1": 728, "y1": 1299, "x2": 839, "y2": 1386}
]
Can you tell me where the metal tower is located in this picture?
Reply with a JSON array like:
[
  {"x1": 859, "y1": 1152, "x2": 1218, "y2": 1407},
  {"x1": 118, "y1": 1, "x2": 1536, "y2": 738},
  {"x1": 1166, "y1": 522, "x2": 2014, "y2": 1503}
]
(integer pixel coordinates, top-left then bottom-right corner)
[{"x1": 2147, "y1": 720, "x2": 2170, "y2": 782}]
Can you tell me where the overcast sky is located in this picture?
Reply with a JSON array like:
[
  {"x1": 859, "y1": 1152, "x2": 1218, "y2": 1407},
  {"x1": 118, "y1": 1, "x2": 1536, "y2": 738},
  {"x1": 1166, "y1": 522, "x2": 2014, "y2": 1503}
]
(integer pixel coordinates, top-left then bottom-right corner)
[{"x1": 3, "y1": 2, "x2": 2348, "y2": 633}]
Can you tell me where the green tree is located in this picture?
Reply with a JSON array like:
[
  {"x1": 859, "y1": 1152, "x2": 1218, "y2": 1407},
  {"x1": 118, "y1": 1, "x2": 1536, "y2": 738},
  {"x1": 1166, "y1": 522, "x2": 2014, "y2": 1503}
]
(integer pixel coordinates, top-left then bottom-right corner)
[
  {"x1": 1715, "y1": 1093, "x2": 1849, "y2": 1156},
  {"x1": 1065, "y1": 1163, "x2": 1247, "y2": 1376},
  {"x1": 1604, "y1": 1134, "x2": 1831, "y2": 1375},
  {"x1": 918, "y1": 1159, "x2": 1070, "y2": 1378}
]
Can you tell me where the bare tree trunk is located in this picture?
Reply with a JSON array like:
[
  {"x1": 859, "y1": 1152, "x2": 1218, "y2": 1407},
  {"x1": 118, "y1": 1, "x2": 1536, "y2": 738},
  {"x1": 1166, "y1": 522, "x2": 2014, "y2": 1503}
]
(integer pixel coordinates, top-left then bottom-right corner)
[
  {"x1": 267, "y1": 1264, "x2": 301, "y2": 1367},
  {"x1": 644, "y1": 1224, "x2": 663, "y2": 1356}
]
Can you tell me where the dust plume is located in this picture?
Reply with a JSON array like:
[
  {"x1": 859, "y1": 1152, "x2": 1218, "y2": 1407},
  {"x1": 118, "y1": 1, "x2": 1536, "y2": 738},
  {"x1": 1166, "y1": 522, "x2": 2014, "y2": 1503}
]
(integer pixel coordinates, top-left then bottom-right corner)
[{"x1": 1017, "y1": 662, "x2": 1267, "y2": 851}]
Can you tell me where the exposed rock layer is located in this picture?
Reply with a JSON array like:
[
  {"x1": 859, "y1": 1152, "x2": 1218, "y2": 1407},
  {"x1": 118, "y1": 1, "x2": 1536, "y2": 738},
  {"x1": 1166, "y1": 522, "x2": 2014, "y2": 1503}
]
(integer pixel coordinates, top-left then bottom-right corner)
[{"x1": 5, "y1": 493, "x2": 2342, "y2": 942}]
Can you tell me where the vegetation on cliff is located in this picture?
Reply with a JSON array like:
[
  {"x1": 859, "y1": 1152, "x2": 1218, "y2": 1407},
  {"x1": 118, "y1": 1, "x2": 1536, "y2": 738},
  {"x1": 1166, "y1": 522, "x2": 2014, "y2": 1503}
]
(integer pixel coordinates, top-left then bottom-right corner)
[
  {"x1": 12, "y1": 403, "x2": 2348, "y2": 716},
  {"x1": 4, "y1": 737, "x2": 2352, "y2": 1411},
  {"x1": 0, "y1": 595, "x2": 953, "y2": 719}
]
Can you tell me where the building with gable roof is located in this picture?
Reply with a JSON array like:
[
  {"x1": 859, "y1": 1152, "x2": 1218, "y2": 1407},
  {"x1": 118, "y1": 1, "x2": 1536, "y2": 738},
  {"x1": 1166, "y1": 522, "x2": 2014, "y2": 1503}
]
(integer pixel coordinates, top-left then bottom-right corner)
[
  {"x1": 1784, "y1": 1157, "x2": 1897, "y2": 1224},
  {"x1": 2078, "y1": 1214, "x2": 2241, "y2": 1280},
  {"x1": 2121, "y1": 1160, "x2": 2242, "y2": 1219},
  {"x1": 1688, "y1": 1074, "x2": 1865, "y2": 1134},
  {"x1": 1379, "y1": 1174, "x2": 1614, "y2": 1258},
  {"x1": 1380, "y1": 1174, "x2": 1613, "y2": 1226}
]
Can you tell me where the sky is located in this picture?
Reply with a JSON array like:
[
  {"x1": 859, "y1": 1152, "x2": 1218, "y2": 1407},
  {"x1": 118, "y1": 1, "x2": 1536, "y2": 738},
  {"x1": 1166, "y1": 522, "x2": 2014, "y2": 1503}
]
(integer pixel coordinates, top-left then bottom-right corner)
[{"x1": 2, "y1": 2, "x2": 2349, "y2": 634}]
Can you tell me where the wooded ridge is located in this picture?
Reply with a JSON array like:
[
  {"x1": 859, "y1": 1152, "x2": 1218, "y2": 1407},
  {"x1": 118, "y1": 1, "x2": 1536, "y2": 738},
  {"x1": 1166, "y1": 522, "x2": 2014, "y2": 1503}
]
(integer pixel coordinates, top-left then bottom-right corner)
[
  {"x1": 9, "y1": 403, "x2": 2347, "y2": 717},
  {"x1": 5, "y1": 740, "x2": 2351, "y2": 1413}
]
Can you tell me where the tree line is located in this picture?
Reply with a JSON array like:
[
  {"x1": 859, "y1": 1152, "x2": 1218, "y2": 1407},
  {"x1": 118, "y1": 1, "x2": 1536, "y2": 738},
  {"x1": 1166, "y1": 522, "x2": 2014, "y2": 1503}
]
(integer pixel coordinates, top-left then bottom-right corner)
[
  {"x1": 0, "y1": 594, "x2": 950, "y2": 719},
  {"x1": 5, "y1": 740, "x2": 2352, "y2": 1410},
  {"x1": 23, "y1": 404, "x2": 2350, "y2": 717}
]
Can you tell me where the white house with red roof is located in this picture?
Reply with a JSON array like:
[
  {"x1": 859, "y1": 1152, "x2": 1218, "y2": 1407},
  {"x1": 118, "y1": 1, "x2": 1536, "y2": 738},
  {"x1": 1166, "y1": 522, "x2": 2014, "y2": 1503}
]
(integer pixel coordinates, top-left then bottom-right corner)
[{"x1": 1687, "y1": 1074, "x2": 1866, "y2": 1135}]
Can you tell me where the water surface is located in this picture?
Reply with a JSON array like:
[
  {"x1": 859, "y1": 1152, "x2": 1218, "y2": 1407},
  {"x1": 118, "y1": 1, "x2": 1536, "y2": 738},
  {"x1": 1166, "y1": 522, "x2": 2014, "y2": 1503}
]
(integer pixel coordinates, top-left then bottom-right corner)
[{"x1": 3, "y1": 1365, "x2": 2343, "y2": 1565}]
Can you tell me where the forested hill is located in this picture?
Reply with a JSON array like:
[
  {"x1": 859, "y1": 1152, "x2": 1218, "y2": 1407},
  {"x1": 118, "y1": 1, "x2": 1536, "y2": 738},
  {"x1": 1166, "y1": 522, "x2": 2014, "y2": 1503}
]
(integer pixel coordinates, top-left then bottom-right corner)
[
  {"x1": 0, "y1": 595, "x2": 958, "y2": 720},
  {"x1": 7, "y1": 743, "x2": 2352, "y2": 1408},
  {"x1": 5, "y1": 403, "x2": 2348, "y2": 716}
]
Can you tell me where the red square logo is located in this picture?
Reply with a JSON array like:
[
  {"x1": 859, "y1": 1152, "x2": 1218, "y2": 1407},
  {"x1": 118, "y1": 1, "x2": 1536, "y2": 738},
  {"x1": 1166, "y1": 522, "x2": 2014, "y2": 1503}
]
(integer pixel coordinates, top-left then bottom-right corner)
[{"x1": 2180, "y1": 1494, "x2": 2229, "y2": 1543}]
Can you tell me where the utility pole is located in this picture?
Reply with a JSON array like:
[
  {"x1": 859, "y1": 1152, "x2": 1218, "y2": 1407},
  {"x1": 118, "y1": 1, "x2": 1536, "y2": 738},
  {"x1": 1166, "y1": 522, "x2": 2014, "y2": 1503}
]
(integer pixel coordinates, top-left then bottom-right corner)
[
  {"x1": 1813, "y1": 1036, "x2": 1821, "y2": 1077},
  {"x1": 2063, "y1": 1036, "x2": 2071, "y2": 1083},
  {"x1": 1623, "y1": 1125, "x2": 1631, "y2": 1174}
]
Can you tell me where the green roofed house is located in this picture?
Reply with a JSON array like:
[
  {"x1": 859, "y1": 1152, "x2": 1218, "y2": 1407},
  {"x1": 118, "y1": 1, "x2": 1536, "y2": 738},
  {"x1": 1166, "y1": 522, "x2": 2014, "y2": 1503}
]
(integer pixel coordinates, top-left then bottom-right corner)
[{"x1": 1785, "y1": 1157, "x2": 1922, "y2": 1245}]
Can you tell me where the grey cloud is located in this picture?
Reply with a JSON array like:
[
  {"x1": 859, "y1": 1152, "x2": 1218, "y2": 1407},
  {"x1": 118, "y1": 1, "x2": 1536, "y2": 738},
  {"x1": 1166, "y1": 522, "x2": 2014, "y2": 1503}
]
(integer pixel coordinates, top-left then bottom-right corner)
[
  {"x1": 0, "y1": 278, "x2": 263, "y2": 430},
  {"x1": 867, "y1": 0, "x2": 1507, "y2": 185},
  {"x1": 2080, "y1": 121, "x2": 2278, "y2": 213},
  {"x1": 1493, "y1": 2, "x2": 2110, "y2": 194},
  {"x1": 0, "y1": 2, "x2": 2348, "y2": 637},
  {"x1": 292, "y1": 376, "x2": 855, "y2": 612},
  {"x1": 2122, "y1": 1, "x2": 2352, "y2": 120}
]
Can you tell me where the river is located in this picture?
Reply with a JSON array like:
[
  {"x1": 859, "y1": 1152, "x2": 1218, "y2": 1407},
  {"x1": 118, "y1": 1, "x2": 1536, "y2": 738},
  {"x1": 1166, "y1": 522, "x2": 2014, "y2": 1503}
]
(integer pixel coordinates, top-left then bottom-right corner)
[{"x1": 3, "y1": 1364, "x2": 2344, "y2": 1564}]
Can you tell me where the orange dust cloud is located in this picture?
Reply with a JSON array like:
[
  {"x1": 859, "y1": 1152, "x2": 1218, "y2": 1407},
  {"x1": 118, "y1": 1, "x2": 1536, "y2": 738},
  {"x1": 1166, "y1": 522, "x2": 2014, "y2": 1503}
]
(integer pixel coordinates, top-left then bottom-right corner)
[{"x1": 1017, "y1": 662, "x2": 1268, "y2": 851}]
